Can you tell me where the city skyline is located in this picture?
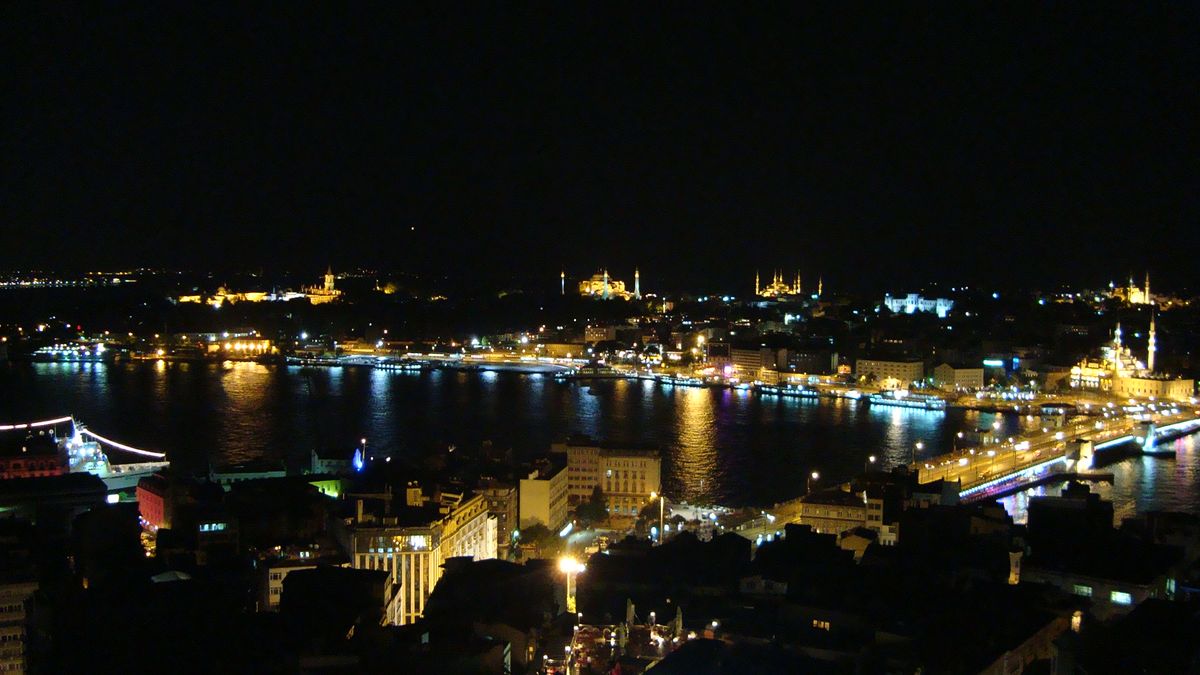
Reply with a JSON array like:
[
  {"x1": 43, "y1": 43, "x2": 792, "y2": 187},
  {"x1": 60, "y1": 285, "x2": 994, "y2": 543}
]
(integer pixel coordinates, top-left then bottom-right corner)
[{"x1": 4, "y1": 6, "x2": 1200, "y2": 673}]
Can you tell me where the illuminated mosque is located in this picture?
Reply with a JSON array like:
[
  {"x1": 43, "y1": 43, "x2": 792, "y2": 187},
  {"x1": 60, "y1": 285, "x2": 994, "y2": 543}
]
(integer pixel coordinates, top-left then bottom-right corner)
[
  {"x1": 756, "y1": 270, "x2": 820, "y2": 299},
  {"x1": 1070, "y1": 316, "x2": 1194, "y2": 401},
  {"x1": 578, "y1": 268, "x2": 640, "y2": 300},
  {"x1": 1110, "y1": 272, "x2": 1153, "y2": 306}
]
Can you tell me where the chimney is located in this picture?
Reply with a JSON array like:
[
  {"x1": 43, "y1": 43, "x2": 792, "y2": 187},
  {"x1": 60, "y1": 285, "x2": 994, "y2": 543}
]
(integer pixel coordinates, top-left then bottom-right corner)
[{"x1": 406, "y1": 481, "x2": 423, "y2": 507}]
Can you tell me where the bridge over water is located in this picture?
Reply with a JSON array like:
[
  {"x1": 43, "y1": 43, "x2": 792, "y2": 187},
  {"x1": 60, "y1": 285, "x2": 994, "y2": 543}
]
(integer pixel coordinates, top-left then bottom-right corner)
[{"x1": 915, "y1": 411, "x2": 1200, "y2": 502}]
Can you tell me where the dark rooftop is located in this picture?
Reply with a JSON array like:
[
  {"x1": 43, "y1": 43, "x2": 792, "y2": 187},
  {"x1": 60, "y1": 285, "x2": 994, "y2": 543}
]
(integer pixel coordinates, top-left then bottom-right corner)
[
  {"x1": 0, "y1": 429, "x2": 59, "y2": 457},
  {"x1": 800, "y1": 488, "x2": 866, "y2": 507}
]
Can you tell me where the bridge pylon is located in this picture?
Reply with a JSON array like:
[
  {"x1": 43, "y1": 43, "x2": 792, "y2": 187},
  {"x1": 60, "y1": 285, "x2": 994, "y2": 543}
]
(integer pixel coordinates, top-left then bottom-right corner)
[
  {"x1": 1137, "y1": 421, "x2": 1157, "y2": 452},
  {"x1": 1068, "y1": 439, "x2": 1095, "y2": 471}
]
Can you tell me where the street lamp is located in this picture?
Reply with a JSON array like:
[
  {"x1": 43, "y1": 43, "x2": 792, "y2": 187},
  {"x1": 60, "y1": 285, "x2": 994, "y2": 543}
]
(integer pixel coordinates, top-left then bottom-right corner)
[
  {"x1": 807, "y1": 471, "x2": 820, "y2": 494},
  {"x1": 558, "y1": 556, "x2": 586, "y2": 614},
  {"x1": 912, "y1": 440, "x2": 924, "y2": 464},
  {"x1": 650, "y1": 491, "x2": 665, "y2": 545}
]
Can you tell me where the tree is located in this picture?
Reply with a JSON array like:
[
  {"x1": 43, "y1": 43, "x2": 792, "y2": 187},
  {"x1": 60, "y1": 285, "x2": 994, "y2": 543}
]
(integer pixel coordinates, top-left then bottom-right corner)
[
  {"x1": 575, "y1": 485, "x2": 607, "y2": 526},
  {"x1": 634, "y1": 501, "x2": 660, "y2": 537},
  {"x1": 517, "y1": 523, "x2": 563, "y2": 559}
]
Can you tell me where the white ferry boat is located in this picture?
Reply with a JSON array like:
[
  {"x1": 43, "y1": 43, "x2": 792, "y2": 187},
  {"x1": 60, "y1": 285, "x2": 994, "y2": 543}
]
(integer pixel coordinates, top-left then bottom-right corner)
[
  {"x1": 867, "y1": 391, "x2": 947, "y2": 411},
  {"x1": 0, "y1": 417, "x2": 169, "y2": 491}
]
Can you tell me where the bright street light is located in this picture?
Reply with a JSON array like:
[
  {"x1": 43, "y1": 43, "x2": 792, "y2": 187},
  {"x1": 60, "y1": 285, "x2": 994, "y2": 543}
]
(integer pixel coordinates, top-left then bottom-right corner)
[
  {"x1": 650, "y1": 492, "x2": 665, "y2": 545},
  {"x1": 559, "y1": 556, "x2": 585, "y2": 614}
]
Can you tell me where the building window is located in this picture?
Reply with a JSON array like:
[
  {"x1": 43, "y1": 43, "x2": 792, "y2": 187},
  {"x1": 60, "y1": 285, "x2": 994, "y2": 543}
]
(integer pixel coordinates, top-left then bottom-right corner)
[
  {"x1": 1072, "y1": 584, "x2": 1092, "y2": 597},
  {"x1": 812, "y1": 619, "x2": 830, "y2": 631},
  {"x1": 1110, "y1": 590, "x2": 1132, "y2": 605}
]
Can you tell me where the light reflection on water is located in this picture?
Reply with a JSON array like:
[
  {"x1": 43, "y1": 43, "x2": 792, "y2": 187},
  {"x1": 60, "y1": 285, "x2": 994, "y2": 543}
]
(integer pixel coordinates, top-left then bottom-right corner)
[
  {"x1": 998, "y1": 434, "x2": 1199, "y2": 525},
  {"x1": 2, "y1": 361, "x2": 1197, "y2": 511}
]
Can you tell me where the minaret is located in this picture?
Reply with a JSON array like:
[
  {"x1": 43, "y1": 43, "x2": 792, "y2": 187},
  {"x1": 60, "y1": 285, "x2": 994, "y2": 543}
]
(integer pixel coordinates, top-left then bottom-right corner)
[
  {"x1": 1114, "y1": 322, "x2": 1122, "y2": 348},
  {"x1": 560, "y1": 270, "x2": 565, "y2": 296},
  {"x1": 794, "y1": 271, "x2": 802, "y2": 295},
  {"x1": 324, "y1": 265, "x2": 335, "y2": 293},
  {"x1": 1144, "y1": 272, "x2": 1151, "y2": 306},
  {"x1": 1147, "y1": 310, "x2": 1157, "y2": 372},
  {"x1": 602, "y1": 268, "x2": 610, "y2": 300},
  {"x1": 634, "y1": 267, "x2": 641, "y2": 300},
  {"x1": 755, "y1": 270, "x2": 760, "y2": 296},
  {"x1": 817, "y1": 276, "x2": 823, "y2": 298}
]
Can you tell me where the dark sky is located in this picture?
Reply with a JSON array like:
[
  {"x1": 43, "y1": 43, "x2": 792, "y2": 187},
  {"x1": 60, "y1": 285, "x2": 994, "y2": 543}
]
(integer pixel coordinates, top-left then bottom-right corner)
[{"x1": 3, "y1": 4, "x2": 1197, "y2": 291}]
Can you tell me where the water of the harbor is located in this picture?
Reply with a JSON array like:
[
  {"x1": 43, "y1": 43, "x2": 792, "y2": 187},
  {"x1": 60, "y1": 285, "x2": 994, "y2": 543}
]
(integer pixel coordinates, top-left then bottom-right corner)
[{"x1": 2, "y1": 361, "x2": 1198, "y2": 518}]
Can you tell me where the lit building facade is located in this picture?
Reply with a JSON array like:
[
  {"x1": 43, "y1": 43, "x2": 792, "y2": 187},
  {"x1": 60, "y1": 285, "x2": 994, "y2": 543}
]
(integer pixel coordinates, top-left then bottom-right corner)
[
  {"x1": 882, "y1": 293, "x2": 954, "y2": 318},
  {"x1": 855, "y1": 358, "x2": 925, "y2": 388},
  {"x1": 305, "y1": 266, "x2": 342, "y2": 305},
  {"x1": 261, "y1": 559, "x2": 317, "y2": 611},
  {"x1": 207, "y1": 338, "x2": 274, "y2": 356},
  {"x1": 785, "y1": 490, "x2": 875, "y2": 536},
  {"x1": 0, "y1": 430, "x2": 67, "y2": 480},
  {"x1": 554, "y1": 439, "x2": 662, "y2": 517},
  {"x1": 932, "y1": 363, "x2": 985, "y2": 390},
  {"x1": 730, "y1": 347, "x2": 772, "y2": 379},
  {"x1": 598, "y1": 450, "x2": 661, "y2": 516},
  {"x1": 0, "y1": 581, "x2": 37, "y2": 675},
  {"x1": 478, "y1": 482, "x2": 518, "y2": 555},
  {"x1": 350, "y1": 493, "x2": 497, "y2": 625},
  {"x1": 176, "y1": 269, "x2": 339, "y2": 307},
  {"x1": 518, "y1": 463, "x2": 569, "y2": 531}
]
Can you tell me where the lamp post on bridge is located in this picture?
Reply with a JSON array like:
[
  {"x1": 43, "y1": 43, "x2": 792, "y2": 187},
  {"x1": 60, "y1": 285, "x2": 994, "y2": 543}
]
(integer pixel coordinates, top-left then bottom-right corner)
[{"x1": 650, "y1": 491, "x2": 665, "y2": 545}]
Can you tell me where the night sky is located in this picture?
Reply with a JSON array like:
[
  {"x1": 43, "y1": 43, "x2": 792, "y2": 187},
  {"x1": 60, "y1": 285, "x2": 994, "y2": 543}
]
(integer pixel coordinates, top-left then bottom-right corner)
[{"x1": 3, "y1": 4, "x2": 1197, "y2": 290}]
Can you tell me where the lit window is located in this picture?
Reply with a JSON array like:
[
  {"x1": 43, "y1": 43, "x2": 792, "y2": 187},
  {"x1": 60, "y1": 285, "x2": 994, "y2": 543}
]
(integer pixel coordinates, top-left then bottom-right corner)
[
  {"x1": 1110, "y1": 591, "x2": 1132, "y2": 605},
  {"x1": 812, "y1": 619, "x2": 831, "y2": 631},
  {"x1": 1072, "y1": 584, "x2": 1092, "y2": 597}
]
